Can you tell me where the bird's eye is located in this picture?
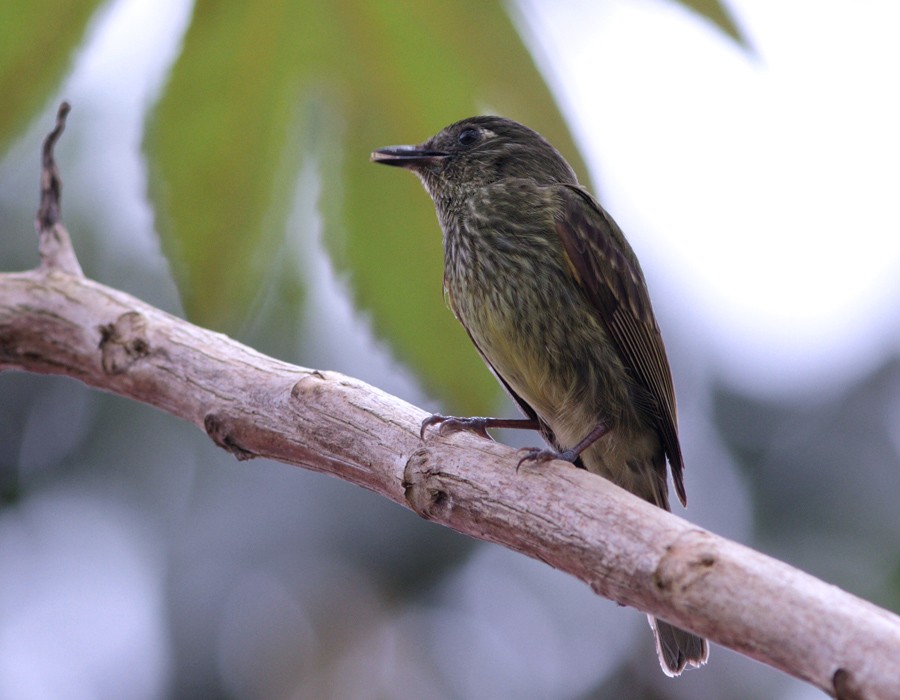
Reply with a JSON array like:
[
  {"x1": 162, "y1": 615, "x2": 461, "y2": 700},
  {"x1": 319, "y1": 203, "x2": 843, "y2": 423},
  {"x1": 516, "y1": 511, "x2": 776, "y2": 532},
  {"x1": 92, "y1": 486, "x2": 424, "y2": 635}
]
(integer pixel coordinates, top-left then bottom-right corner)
[{"x1": 458, "y1": 128, "x2": 480, "y2": 147}]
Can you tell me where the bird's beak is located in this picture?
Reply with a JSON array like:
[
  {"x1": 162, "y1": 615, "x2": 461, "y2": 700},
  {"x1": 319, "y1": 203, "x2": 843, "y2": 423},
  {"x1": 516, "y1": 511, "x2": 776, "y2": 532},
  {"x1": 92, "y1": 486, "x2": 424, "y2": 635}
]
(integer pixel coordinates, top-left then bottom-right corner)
[{"x1": 370, "y1": 145, "x2": 448, "y2": 168}]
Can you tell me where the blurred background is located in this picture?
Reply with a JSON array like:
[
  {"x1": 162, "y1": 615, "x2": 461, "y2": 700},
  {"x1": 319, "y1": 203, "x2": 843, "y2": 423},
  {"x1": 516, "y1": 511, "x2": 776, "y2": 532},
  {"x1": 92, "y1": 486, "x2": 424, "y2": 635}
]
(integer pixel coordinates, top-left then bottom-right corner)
[{"x1": 1, "y1": 0, "x2": 899, "y2": 698}]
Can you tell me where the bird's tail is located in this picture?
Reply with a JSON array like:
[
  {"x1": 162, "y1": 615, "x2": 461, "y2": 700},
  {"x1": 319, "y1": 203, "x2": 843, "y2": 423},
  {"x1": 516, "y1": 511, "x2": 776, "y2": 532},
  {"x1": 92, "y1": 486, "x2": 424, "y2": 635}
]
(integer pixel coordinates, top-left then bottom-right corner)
[{"x1": 649, "y1": 615, "x2": 709, "y2": 677}]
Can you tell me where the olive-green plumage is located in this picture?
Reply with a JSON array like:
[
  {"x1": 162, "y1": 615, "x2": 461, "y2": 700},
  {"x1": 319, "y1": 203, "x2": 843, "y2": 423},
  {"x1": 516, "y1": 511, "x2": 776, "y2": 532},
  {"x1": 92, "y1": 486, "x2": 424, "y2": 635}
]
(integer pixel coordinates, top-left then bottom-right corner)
[{"x1": 372, "y1": 116, "x2": 707, "y2": 676}]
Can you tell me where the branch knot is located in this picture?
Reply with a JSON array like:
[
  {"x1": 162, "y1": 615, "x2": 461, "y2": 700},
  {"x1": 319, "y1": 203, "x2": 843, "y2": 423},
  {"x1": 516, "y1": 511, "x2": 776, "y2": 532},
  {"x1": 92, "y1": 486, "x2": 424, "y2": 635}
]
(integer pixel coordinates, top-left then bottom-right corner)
[
  {"x1": 99, "y1": 311, "x2": 151, "y2": 374},
  {"x1": 403, "y1": 446, "x2": 453, "y2": 520},
  {"x1": 653, "y1": 529, "x2": 718, "y2": 597},
  {"x1": 204, "y1": 412, "x2": 256, "y2": 461}
]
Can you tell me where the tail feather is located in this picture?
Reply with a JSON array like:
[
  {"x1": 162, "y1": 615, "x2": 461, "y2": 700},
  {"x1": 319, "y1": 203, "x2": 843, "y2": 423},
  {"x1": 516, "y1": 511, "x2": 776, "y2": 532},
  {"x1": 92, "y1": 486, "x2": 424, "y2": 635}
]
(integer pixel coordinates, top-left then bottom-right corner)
[{"x1": 649, "y1": 616, "x2": 709, "y2": 677}]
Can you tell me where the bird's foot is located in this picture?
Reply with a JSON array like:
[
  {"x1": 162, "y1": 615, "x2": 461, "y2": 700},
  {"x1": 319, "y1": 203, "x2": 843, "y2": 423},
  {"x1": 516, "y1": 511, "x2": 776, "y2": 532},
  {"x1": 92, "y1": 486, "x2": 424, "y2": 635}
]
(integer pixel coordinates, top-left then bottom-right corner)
[
  {"x1": 515, "y1": 447, "x2": 578, "y2": 472},
  {"x1": 420, "y1": 414, "x2": 493, "y2": 440}
]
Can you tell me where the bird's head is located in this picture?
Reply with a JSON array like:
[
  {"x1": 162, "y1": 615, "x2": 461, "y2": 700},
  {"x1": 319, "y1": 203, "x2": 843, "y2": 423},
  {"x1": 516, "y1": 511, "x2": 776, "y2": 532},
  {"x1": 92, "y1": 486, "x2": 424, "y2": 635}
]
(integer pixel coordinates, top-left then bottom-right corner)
[{"x1": 371, "y1": 116, "x2": 579, "y2": 200}]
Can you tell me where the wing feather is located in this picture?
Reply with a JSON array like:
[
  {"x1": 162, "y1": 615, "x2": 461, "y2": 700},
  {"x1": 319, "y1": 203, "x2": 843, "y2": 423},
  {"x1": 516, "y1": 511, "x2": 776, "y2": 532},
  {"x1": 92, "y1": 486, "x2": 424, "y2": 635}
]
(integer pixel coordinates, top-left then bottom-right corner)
[{"x1": 553, "y1": 185, "x2": 687, "y2": 506}]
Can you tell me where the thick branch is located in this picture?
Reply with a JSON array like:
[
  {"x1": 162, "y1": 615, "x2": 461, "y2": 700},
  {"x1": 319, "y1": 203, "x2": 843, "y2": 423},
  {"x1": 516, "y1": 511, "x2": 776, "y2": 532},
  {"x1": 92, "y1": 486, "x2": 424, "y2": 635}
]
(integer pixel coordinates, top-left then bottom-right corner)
[{"x1": 1, "y1": 268, "x2": 899, "y2": 699}]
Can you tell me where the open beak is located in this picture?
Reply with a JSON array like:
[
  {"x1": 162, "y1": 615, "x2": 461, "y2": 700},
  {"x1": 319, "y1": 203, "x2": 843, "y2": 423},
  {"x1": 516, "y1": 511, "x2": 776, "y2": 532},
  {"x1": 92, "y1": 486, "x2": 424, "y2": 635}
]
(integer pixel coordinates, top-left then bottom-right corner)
[{"x1": 370, "y1": 145, "x2": 448, "y2": 168}]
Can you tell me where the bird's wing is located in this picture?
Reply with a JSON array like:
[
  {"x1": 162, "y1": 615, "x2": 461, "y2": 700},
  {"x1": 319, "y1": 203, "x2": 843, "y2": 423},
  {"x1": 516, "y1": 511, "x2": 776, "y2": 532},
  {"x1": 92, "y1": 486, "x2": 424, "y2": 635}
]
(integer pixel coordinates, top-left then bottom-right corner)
[{"x1": 552, "y1": 185, "x2": 686, "y2": 506}]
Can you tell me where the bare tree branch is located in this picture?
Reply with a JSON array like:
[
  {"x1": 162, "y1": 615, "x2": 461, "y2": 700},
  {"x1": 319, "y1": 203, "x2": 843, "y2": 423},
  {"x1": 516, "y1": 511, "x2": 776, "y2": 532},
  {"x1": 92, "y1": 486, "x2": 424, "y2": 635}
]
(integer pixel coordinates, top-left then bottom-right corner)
[
  {"x1": 35, "y1": 101, "x2": 82, "y2": 277},
  {"x1": 1, "y1": 104, "x2": 898, "y2": 699}
]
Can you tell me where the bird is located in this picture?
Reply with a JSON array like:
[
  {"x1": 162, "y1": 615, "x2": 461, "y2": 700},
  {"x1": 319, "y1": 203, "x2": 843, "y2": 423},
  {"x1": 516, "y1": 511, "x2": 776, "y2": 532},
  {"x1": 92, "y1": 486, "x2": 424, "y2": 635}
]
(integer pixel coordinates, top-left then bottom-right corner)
[{"x1": 371, "y1": 115, "x2": 708, "y2": 676}]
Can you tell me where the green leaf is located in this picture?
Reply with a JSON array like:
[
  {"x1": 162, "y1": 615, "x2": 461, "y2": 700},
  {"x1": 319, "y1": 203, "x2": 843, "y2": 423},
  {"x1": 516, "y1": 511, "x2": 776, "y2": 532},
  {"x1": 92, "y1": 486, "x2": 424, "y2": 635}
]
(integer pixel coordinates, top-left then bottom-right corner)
[
  {"x1": 673, "y1": 0, "x2": 748, "y2": 48},
  {"x1": 0, "y1": 0, "x2": 106, "y2": 157},
  {"x1": 324, "y1": 0, "x2": 589, "y2": 413},
  {"x1": 145, "y1": 0, "x2": 311, "y2": 333}
]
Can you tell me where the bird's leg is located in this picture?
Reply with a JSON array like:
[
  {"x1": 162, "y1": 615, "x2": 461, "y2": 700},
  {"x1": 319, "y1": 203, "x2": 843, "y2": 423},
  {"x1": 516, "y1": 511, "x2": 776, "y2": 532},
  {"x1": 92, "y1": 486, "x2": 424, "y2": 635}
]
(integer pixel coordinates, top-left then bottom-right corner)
[
  {"x1": 421, "y1": 414, "x2": 541, "y2": 440},
  {"x1": 517, "y1": 421, "x2": 609, "y2": 469}
]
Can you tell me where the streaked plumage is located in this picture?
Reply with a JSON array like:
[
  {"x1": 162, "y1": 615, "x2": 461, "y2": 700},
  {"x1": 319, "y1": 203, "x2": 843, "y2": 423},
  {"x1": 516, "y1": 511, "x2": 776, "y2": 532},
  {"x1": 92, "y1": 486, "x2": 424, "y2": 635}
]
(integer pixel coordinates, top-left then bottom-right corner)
[{"x1": 372, "y1": 115, "x2": 707, "y2": 676}]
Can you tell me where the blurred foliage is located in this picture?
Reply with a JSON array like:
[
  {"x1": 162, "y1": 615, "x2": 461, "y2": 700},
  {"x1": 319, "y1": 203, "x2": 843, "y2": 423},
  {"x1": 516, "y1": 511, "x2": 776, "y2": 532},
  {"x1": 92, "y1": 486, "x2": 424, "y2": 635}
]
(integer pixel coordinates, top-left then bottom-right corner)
[
  {"x1": 322, "y1": 1, "x2": 593, "y2": 414},
  {"x1": 0, "y1": 0, "x2": 107, "y2": 159},
  {"x1": 677, "y1": 0, "x2": 746, "y2": 46},
  {"x1": 144, "y1": 1, "x2": 311, "y2": 342}
]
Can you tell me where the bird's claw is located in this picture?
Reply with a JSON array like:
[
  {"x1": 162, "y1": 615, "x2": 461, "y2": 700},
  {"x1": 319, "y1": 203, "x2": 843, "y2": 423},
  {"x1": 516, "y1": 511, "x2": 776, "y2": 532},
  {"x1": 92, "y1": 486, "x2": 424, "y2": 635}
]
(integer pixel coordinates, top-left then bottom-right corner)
[
  {"x1": 420, "y1": 414, "x2": 492, "y2": 440},
  {"x1": 515, "y1": 447, "x2": 577, "y2": 472}
]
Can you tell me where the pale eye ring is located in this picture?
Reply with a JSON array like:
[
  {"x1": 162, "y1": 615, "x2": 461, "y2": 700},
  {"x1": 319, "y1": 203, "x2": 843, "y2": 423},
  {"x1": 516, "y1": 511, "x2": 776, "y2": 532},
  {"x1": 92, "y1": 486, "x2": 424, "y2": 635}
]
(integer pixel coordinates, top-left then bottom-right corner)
[{"x1": 458, "y1": 128, "x2": 480, "y2": 146}]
